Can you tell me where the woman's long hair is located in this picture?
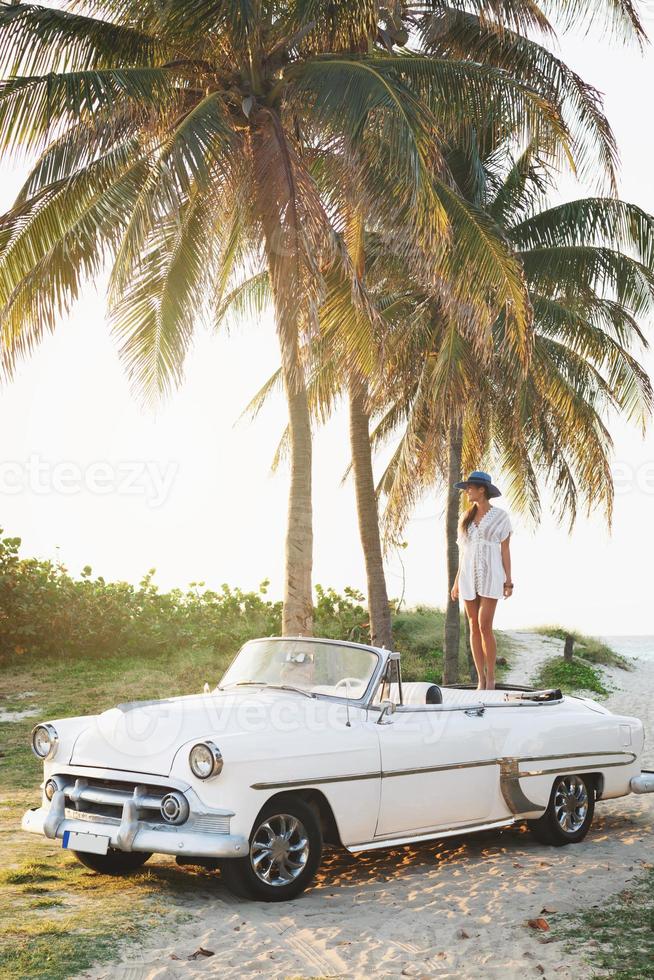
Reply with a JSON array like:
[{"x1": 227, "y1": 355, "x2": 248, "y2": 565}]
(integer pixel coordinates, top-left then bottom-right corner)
[{"x1": 459, "y1": 486, "x2": 490, "y2": 533}]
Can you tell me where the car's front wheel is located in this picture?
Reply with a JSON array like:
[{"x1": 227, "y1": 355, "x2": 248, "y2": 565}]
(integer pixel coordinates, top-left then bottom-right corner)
[
  {"x1": 528, "y1": 774, "x2": 595, "y2": 846},
  {"x1": 72, "y1": 848, "x2": 152, "y2": 875},
  {"x1": 220, "y1": 797, "x2": 322, "y2": 901}
]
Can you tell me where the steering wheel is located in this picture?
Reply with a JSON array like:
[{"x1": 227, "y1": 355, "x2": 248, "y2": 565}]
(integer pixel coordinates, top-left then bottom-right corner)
[{"x1": 335, "y1": 677, "x2": 364, "y2": 690}]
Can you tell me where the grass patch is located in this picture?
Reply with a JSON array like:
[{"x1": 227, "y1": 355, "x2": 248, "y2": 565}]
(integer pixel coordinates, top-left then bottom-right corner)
[
  {"x1": 535, "y1": 655, "x2": 610, "y2": 697},
  {"x1": 392, "y1": 606, "x2": 512, "y2": 684},
  {"x1": 559, "y1": 866, "x2": 654, "y2": 978},
  {"x1": 1, "y1": 863, "x2": 61, "y2": 885},
  {"x1": 0, "y1": 644, "x2": 233, "y2": 792},
  {"x1": 533, "y1": 626, "x2": 631, "y2": 670},
  {"x1": 0, "y1": 794, "x2": 228, "y2": 980},
  {"x1": 393, "y1": 607, "x2": 463, "y2": 682}
]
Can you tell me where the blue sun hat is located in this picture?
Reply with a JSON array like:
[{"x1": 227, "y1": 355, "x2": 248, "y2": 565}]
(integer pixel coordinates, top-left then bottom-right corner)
[{"x1": 454, "y1": 470, "x2": 502, "y2": 498}]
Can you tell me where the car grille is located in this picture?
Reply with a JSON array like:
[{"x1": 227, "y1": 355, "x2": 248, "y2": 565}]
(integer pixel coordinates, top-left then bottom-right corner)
[
  {"x1": 62, "y1": 776, "x2": 171, "y2": 822},
  {"x1": 56, "y1": 775, "x2": 231, "y2": 834},
  {"x1": 191, "y1": 813, "x2": 231, "y2": 833}
]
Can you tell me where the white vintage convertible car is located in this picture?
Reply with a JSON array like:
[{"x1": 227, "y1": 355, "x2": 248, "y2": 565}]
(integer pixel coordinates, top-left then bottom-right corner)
[{"x1": 23, "y1": 637, "x2": 654, "y2": 901}]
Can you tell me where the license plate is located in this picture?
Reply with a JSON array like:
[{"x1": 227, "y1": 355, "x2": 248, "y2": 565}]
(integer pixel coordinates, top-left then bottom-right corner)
[{"x1": 62, "y1": 830, "x2": 110, "y2": 855}]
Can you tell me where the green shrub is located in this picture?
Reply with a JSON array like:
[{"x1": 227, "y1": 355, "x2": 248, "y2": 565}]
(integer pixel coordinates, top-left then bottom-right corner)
[
  {"x1": 533, "y1": 625, "x2": 631, "y2": 670},
  {"x1": 0, "y1": 530, "x2": 374, "y2": 663},
  {"x1": 0, "y1": 529, "x2": 281, "y2": 661},
  {"x1": 0, "y1": 529, "x2": 509, "y2": 687},
  {"x1": 535, "y1": 655, "x2": 610, "y2": 697},
  {"x1": 313, "y1": 584, "x2": 371, "y2": 642}
]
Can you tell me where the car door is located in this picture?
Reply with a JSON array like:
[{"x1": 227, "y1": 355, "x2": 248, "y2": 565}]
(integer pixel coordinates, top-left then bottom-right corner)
[{"x1": 374, "y1": 703, "x2": 499, "y2": 838}]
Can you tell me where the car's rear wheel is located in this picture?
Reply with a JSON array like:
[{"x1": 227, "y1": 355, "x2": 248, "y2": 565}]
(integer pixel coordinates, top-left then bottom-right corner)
[
  {"x1": 220, "y1": 797, "x2": 322, "y2": 901},
  {"x1": 528, "y1": 774, "x2": 595, "y2": 846},
  {"x1": 72, "y1": 848, "x2": 152, "y2": 875}
]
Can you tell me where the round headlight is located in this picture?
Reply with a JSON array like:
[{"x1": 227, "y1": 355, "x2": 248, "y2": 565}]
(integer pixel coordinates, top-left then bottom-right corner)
[
  {"x1": 189, "y1": 741, "x2": 223, "y2": 779},
  {"x1": 31, "y1": 724, "x2": 58, "y2": 760}
]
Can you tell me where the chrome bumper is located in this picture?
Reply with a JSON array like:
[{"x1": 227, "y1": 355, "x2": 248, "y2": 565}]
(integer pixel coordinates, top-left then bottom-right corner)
[
  {"x1": 630, "y1": 770, "x2": 654, "y2": 794},
  {"x1": 22, "y1": 791, "x2": 248, "y2": 859}
]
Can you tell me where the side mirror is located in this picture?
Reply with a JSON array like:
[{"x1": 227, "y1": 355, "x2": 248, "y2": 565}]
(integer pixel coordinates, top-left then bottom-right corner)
[{"x1": 377, "y1": 699, "x2": 397, "y2": 725}]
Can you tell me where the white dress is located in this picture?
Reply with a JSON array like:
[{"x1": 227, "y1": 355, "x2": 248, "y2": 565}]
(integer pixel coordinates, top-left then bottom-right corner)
[{"x1": 457, "y1": 506, "x2": 512, "y2": 601}]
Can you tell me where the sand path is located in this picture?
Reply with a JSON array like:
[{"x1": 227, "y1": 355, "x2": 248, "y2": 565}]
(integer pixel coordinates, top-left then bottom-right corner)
[{"x1": 81, "y1": 634, "x2": 654, "y2": 980}]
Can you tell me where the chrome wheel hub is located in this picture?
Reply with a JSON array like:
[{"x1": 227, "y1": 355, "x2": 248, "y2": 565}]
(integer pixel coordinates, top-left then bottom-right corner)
[
  {"x1": 250, "y1": 813, "x2": 309, "y2": 887},
  {"x1": 554, "y1": 775, "x2": 589, "y2": 833}
]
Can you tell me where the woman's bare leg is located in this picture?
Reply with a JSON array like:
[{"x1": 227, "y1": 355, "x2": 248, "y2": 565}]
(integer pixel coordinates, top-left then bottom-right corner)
[
  {"x1": 463, "y1": 598, "x2": 485, "y2": 689},
  {"x1": 478, "y1": 597, "x2": 499, "y2": 689}
]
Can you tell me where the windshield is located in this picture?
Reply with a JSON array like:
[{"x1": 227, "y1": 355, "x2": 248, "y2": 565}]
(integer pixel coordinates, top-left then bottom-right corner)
[{"x1": 219, "y1": 639, "x2": 379, "y2": 700}]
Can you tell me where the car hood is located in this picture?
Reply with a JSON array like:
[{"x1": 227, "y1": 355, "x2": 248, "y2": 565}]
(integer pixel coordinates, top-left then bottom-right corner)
[{"x1": 69, "y1": 688, "x2": 347, "y2": 776}]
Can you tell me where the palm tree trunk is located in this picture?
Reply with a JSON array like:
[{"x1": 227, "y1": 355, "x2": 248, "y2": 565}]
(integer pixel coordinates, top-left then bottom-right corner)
[
  {"x1": 349, "y1": 378, "x2": 393, "y2": 649},
  {"x1": 282, "y1": 365, "x2": 314, "y2": 636},
  {"x1": 260, "y1": 224, "x2": 314, "y2": 637},
  {"x1": 443, "y1": 419, "x2": 463, "y2": 684}
]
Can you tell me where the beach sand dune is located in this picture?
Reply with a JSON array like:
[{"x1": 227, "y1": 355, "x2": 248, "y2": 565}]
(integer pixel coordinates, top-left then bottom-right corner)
[{"x1": 81, "y1": 633, "x2": 654, "y2": 980}]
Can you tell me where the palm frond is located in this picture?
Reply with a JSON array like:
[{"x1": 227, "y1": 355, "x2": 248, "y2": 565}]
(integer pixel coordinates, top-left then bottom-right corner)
[
  {"x1": 512, "y1": 199, "x2": 654, "y2": 269},
  {"x1": 416, "y1": 0, "x2": 555, "y2": 36},
  {"x1": 215, "y1": 270, "x2": 271, "y2": 333},
  {"x1": 487, "y1": 139, "x2": 550, "y2": 225},
  {"x1": 538, "y1": 0, "x2": 646, "y2": 46},
  {"x1": 0, "y1": 66, "x2": 180, "y2": 158},
  {"x1": 238, "y1": 365, "x2": 283, "y2": 424},
  {"x1": 0, "y1": 135, "x2": 144, "y2": 306},
  {"x1": 418, "y1": 11, "x2": 618, "y2": 191},
  {"x1": 110, "y1": 91, "x2": 241, "y2": 297},
  {"x1": 110, "y1": 188, "x2": 216, "y2": 402},
  {"x1": 15, "y1": 109, "x2": 142, "y2": 201},
  {"x1": 520, "y1": 245, "x2": 654, "y2": 319},
  {"x1": 0, "y1": 148, "x2": 149, "y2": 377},
  {"x1": 0, "y1": 2, "x2": 170, "y2": 75}
]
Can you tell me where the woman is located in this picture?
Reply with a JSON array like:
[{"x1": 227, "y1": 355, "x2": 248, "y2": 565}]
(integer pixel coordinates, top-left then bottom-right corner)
[{"x1": 450, "y1": 471, "x2": 513, "y2": 690}]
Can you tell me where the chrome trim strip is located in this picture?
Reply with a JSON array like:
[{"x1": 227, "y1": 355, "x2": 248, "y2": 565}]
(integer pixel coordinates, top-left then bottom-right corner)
[
  {"x1": 252, "y1": 758, "x2": 499, "y2": 789},
  {"x1": 383, "y1": 759, "x2": 498, "y2": 779},
  {"x1": 347, "y1": 818, "x2": 515, "y2": 853},
  {"x1": 519, "y1": 758, "x2": 636, "y2": 779},
  {"x1": 499, "y1": 751, "x2": 637, "y2": 815},
  {"x1": 252, "y1": 751, "x2": 637, "y2": 793},
  {"x1": 518, "y1": 750, "x2": 635, "y2": 764},
  {"x1": 251, "y1": 771, "x2": 379, "y2": 790}
]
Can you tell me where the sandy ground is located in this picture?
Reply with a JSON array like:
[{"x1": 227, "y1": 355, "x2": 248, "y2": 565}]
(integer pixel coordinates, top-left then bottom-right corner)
[{"x1": 81, "y1": 633, "x2": 654, "y2": 980}]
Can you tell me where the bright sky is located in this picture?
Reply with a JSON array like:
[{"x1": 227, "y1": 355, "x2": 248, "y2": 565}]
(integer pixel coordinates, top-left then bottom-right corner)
[{"x1": 1, "y1": 19, "x2": 653, "y2": 636}]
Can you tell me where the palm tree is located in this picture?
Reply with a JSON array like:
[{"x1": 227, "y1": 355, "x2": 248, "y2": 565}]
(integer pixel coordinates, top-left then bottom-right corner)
[
  {"x1": 376, "y1": 146, "x2": 654, "y2": 680},
  {"x1": 0, "y1": 0, "x2": 579, "y2": 636},
  {"x1": 295, "y1": 1, "x2": 649, "y2": 651}
]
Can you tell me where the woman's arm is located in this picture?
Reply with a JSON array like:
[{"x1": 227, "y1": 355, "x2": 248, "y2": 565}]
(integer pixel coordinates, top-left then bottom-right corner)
[
  {"x1": 501, "y1": 536, "x2": 513, "y2": 598},
  {"x1": 451, "y1": 544, "x2": 462, "y2": 601},
  {"x1": 451, "y1": 565, "x2": 460, "y2": 601}
]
